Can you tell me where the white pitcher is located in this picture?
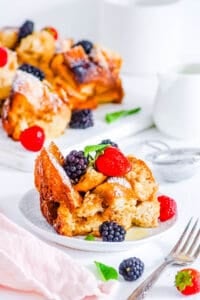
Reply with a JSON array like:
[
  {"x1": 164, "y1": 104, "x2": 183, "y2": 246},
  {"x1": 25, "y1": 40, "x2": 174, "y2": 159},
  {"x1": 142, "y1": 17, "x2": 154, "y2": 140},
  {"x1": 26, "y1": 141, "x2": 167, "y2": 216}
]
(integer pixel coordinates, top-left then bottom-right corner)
[{"x1": 153, "y1": 64, "x2": 200, "y2": 139}]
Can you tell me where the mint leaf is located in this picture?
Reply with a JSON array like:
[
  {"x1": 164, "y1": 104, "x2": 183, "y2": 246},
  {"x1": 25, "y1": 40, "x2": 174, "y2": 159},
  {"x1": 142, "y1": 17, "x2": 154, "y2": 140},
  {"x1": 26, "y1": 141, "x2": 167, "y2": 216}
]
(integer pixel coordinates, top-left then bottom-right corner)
[
  {"x1": 105, "y1": 107, "x2": 141, "y2": 124},
  {"x1": 84, "y1": 144, "x2": 109, "y2": 157},
  {"x1": 95, "y1": 261, "x2": 118, "y2": 281},
  {"x1": 85, "y1": 234, "x2": 95, "y2": 241}
]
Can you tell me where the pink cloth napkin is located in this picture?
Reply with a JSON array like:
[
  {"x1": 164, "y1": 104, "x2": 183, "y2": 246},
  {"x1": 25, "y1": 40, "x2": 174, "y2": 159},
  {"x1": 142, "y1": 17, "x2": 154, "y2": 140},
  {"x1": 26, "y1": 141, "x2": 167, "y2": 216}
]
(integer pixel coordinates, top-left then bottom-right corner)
[{"x1": 0, "y1": 213, "x2": 114, "y2": 300}]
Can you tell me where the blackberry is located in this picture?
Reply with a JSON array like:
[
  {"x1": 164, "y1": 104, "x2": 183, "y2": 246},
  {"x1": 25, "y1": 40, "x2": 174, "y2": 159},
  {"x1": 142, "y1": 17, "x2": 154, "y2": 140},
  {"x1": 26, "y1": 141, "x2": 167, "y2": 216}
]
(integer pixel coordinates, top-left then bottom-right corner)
[
  {"x1": 100, "y1": 139, "x2": 118, "y2": 148},
  {"x1": 63, "y1": 150, "x2": 89, "y2": 184},
  {"x1": 73, "y1": 40, "x2": 93, "y2": 54},
  {"x1": 71, "y1": 62, "x2": 91, "y2": 83},
  {"x1": 19, "y1": 64, "x2": 45, "y2": 81},
  {"x1": 99, "y1": 221, "x2": 126, "y2": 242},
  {"x1": 18, "y1": 20, "x2": 34, "y2": 42},
  {"x1": 69, "y1": 109, "x2": 94, "y2": 129},
  {"x1": 119, "y1": 257, "x2": 144, "y2": 281}
]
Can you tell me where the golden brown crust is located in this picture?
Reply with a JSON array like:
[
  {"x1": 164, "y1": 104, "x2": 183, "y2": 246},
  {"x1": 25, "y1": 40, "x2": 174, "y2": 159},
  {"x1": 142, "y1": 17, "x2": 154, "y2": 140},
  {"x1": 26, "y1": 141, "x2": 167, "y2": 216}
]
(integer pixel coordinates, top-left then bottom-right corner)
[
  {"x1": 34, "y1": 143, "x2": 82, "y2": 216},
  {"x1": 74, "y1": 166, "x2": 107, "y2": 192},
  {"x1": 0, "y1": 48, "x2": 18, "y2": 101},
  {"x1": 49, "y1": 42, "x2": 124, "y2": 109},
  {"x1": 1, "y1": 70, "x2": 71, "y2": 140},
  {"x1": 16, "y1": 30, "x2": 56, "y2": 67},
  {"x1": 34, "y1": 143, "x2": 159, "y2": 237},
  {"x1": 126, "y1": 156, "x2": 158, "y2": 202},
  {"x1": 0, "y1": 27, "x2": 18, "y2": 49}
]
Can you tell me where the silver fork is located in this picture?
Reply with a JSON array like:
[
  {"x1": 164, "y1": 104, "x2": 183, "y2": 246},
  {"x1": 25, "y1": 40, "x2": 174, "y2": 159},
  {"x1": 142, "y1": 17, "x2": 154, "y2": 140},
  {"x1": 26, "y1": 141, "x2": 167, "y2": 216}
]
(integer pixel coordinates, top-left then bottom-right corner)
[{"x1": 127, "y1": 218, "x2": 200, "y2": 300}]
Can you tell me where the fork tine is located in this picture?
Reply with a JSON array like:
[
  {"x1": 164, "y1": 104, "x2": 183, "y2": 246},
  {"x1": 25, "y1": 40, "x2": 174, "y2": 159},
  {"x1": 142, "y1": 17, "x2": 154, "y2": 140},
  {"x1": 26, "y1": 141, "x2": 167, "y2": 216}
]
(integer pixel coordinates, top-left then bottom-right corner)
[
  {"x1": 169, "y1": 217, "x2": 193, "y2": 255},
  {"x1": 180, "y1": 219, "x2": 199, "y2": 253},
  {"x1": 186, "y1": 228, "x2": 200, "y2": 256},
  {"x1": 194, "y1": 244, "x2": 200, "y2": 259}
]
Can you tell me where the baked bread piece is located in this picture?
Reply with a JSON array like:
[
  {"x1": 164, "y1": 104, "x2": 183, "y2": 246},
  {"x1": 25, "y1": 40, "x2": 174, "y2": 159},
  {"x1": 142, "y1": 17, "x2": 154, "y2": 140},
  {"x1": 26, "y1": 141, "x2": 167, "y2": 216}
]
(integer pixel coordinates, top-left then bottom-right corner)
[
  {"x1": 50, "y1": 41, "x2": 124, "y2": 109},
  {"x1": 125, "y1": 156, "x2": 158, "y2": 202},
  {"x1": 0, "y1": 48, "x2": 18, "y2": 101},
  {"x1": 35, "y1": 143, "x2": 82, "y2": 225},
  {"x1": 16, "y1": 30, "x2": 56, "y2": 78},
  {"x1": 0, "y1": 27, "x2": 18, "y2": 49},
  {"x1": 34, "y1": 142, "x2": 159, "y2": 237},
  {"x1": 1, "y1": 70, "x2": 71, "y2": 140}
]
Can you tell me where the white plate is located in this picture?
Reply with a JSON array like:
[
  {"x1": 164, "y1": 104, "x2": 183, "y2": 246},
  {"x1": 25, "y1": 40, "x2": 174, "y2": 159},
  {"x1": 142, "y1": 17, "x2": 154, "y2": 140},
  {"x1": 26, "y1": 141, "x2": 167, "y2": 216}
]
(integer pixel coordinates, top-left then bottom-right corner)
[
  {"x1": 19, "y1": 189, "x2": 177, "y2": 252},
  {"x1": 0, "y1": 76, "x2": 155, "y2": 172}
]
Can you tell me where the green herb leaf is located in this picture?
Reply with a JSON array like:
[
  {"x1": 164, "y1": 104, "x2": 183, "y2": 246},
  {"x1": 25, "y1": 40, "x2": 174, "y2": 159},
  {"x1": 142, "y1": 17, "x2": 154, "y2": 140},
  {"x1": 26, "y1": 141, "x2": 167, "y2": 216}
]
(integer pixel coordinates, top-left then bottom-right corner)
[
  {"x1": 85, "y1": 234, "x2": 95, "y2": 241},
  {"x1": 105, "y1": 107, "x2": 141, "y2": 124},
  {"x1": 94, "y1": 261, "x2": 118, "y2": 281},
  {"x1": 84, "y1": 144, "x2": 109, "y2": 158}
]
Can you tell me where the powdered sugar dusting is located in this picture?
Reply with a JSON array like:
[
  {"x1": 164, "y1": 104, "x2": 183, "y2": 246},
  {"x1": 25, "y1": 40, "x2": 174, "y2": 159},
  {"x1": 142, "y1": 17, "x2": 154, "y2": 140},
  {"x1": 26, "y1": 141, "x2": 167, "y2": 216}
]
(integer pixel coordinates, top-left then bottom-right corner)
[
  {"x1": 13, "y1": 70, "x2": 43, "y2": 103},
  {"x1": 12, "y1": 70, "x2": 64, "y2": 112},
  {"x1": 56, "y1": 38, "x2": 72, "y2": 53},
  {"x1": 107, "y1": 177, "x2": 132, "y2": 189},
  {"x1": 48, "y1": 151, "x2": 72, "y2": 187}
]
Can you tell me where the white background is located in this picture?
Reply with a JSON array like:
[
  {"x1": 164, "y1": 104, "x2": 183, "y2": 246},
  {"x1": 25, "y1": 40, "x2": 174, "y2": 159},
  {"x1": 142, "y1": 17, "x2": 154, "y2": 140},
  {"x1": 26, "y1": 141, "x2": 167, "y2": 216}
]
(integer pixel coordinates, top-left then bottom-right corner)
[
  {"x1": 0, "y1": 1, "x2": 200, "y2": 300},
  {"x1": 1, "y1": 0, "x2": 200, "y2": 68}
]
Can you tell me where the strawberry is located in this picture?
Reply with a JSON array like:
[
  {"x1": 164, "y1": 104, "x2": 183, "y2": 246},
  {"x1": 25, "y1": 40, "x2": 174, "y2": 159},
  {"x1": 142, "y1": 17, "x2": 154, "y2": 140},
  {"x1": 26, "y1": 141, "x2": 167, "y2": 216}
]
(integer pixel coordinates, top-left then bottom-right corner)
[
  {"x1": 95, "y1": 146, "x2": 131, "y2": 176},
  {"x1": 0, "y1": 47, "x2": 8, "y2": 67},
  {"x1": 43, "y1": 26, "x2": 58, "y2": 40},
  {"x1": 157, "y1": 195, "x2": 177, "y2": 222},
  {"x1": 175, "y1": 268, "x2": 200, "y2": 296},
  {"x1": 19, "y1": 125, "x2": 45, "y2": 152}
]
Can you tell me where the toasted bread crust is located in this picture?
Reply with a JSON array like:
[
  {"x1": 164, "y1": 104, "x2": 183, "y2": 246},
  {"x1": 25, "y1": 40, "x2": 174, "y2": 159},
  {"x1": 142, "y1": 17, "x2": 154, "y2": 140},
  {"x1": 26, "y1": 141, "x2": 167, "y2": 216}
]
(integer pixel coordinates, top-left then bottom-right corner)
[
  {"x1": 35, "y1": 142, "x2": 159, "y2": 237},
  {"x1": 126, "y1": 156, "x2": 158, "y2": 202},
  {"x1": 1, "y1": 71, "x2": 71, "y2": 140},
  {"x1": 0, "y1": 48, "x2": 18, "y2": 101},
  {"x1": 0, "y1": 27, "x2": 18, "y2": 49},
  {"x1": 49, "y1": 43, "x2": 124, "y2": 109},
  {"x1": 35, "y1": 144, "x2": 82, "y2": 217}
]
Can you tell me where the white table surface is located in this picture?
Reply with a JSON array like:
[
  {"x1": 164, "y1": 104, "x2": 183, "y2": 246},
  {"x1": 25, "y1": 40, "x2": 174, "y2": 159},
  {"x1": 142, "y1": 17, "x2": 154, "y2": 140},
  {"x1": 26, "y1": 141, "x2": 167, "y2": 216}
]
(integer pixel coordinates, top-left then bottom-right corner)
[
  {"x1": 0, "y1": 1, "x2": 200, "y2": 299},
  {"x1": 0, "y1": 127, "x2": 200, "y2": 300}
]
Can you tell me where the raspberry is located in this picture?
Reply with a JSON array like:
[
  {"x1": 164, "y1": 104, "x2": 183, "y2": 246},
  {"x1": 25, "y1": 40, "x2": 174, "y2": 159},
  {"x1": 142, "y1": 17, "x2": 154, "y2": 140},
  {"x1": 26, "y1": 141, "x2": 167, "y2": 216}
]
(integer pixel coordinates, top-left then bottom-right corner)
[
  {"x1": 18, "y1": 20, "x2": 34, "y2": 42},
  {"x1": 100, "y1": 139, "x2": 118, "y2": 148},
  {"x1": 73, "y1": 40, "x2": 93, "y2": 54},
  {"x1": 19, "y1": 64, "x2": 45, "y2": 81},
  {"x1": 99, "y1": 221, "x2": 126, "y2": 242},
  {"x1": 69, "y1": 109, "x2": 94, "y2": 129},
  {"x1": 119, "y1": 257, "x2": 144, "y2": 281},
  {"x1": 158, "y1": 195, "x2": 177, "y2": 222},
  {"x1": 63, "y1": 150, "x2": 89, "y2": 184},
  {"x1": 0, "y1": 47, "x2": 8, "y2": 67}
]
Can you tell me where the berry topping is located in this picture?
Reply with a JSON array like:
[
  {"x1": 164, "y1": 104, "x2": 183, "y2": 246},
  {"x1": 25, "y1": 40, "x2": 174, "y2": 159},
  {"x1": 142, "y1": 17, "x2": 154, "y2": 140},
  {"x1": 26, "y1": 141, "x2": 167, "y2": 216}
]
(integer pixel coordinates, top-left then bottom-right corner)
[
  {"x1": 18, "y1": 20, "x2": 34, "y2": 42},
  {"x1": 64, "y1": 150, "x2": 89, "y2": 184},
  {"x1": 119, "y1": 257, "x2": 144, "y2": 281},
  {"x1": 175, "y1": 268, "x2": 200, "y2": 296},
  {"x1": 100, "y1": 139, "x2": 118, "y2": 148},
  {"x1": 73, "y1": 40, "x2": 93, "y2": 54},
  {"x1": 95, "y1": 146, "x2": 131, "y2": 176},
  {"x1": 158, "y1": 195, "x2": 177, "y2": 222},
  {"x1": 19, "y1": 63, "x2": 45, "y2": 81},
  {"x1": 19, "y1": 125, "x2": 45, "y2": 152},
  {"x1": 71, "y1": 62, "x2": 92, "y2": 83},
  {"x1": 99, "y1": 221, "x2": 126, "y2": 242},
  {"x1": 43, "y1": 26, "x2": 58, "y2": 40},
  {"x1": 69, "y1": 109, "x2": 94, "y2": 129},
  {"x1": 0, "y1": 47, "x2": 8, "y2": 67}
]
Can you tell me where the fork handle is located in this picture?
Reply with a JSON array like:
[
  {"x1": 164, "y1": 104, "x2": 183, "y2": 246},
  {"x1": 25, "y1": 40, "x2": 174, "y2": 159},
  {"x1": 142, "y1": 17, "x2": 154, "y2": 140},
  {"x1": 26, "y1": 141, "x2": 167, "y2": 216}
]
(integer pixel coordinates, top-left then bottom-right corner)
[{"x1": 127, "y1": 260, "x2": 172, "y2": 300}]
